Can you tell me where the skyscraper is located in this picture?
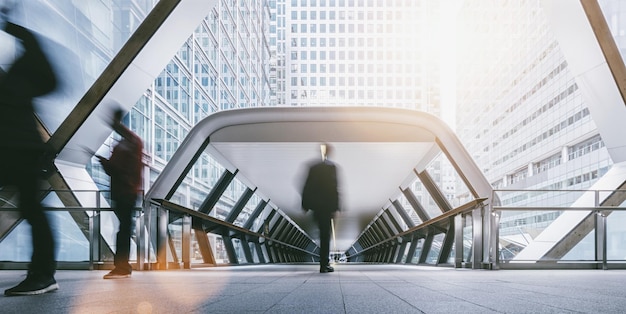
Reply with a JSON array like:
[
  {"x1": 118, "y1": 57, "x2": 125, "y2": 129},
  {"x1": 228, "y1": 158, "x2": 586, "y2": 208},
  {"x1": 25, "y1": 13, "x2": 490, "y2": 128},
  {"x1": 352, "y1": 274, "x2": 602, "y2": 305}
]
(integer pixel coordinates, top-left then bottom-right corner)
[
  {"x1": 274, "y1": 0, "x2": 443, "y2": 110},
  {"x1": 455, "y1": 0, "x2": 613, "y2": 258}
]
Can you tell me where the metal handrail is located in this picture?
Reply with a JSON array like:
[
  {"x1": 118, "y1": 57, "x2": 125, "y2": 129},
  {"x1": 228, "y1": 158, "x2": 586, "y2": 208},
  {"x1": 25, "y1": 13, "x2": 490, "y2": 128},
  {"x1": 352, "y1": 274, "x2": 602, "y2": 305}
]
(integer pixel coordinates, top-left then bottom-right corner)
[
  {"x1": 152, "y1": 198, "x2": 316, "y2": 256},
  {"x1": 0, "y1": 189, "x2": 144, "y2": 270},
  {"x1": 493, "y1": 206, "x2": 626, "y2": 211},
  {"x1": 490, "y1": 188, "x2": 626, "y2": 270},
  {"x1": 347, "y1": 198, "x2": 486, "y2": 257}
]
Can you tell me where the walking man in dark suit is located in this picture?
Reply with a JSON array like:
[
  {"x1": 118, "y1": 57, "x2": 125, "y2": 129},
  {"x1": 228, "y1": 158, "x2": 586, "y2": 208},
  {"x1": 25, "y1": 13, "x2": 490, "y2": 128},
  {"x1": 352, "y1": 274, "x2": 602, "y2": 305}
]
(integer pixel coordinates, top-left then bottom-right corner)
[{"x1": 302, "y1": 143, "x2": 340, "y2": 273}]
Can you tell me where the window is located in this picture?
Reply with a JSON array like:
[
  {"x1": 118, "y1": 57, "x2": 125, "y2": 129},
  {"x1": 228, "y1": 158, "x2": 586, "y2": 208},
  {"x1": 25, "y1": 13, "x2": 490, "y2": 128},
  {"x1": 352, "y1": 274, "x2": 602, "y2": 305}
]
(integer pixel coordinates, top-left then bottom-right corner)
[{"x1": 568, "y1": 134, "x2": 604, "y2": 160}]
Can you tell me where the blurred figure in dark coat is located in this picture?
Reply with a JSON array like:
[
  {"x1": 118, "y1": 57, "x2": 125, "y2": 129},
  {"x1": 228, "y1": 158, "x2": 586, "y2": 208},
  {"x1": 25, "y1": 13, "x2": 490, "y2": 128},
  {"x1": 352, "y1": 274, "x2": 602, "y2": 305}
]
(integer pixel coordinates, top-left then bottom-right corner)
[
  {"x1": 98, "y1": 109, "x2": 143, "y2": 279},
  {"x1": 301, "y1": 143, "x2": 340, "y2": 273},
  {"x1": 0, "y1": 18, "x2": 59, "y2": 295}
]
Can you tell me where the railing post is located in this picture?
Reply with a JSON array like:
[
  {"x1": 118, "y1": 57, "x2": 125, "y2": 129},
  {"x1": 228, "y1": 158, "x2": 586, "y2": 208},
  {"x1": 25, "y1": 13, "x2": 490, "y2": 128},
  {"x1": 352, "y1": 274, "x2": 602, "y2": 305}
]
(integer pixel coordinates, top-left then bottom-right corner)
[
  {"x1": 90, "y1": 190, "x2": 102, "y2": 270},
  {"x1": 182, "y1": 214, "x2": 191, "y2": 269},
  {"x1": 472, "y1": 205, "x2": 483, "y2": 269},
  {"x1": 135, "y1": 202, "x2": 143, "y2": 271},
  {"x1": 89, "y1": 199, "x2": 94, "y2": 270},
  {"x1": 454, "y1": 213, "x2": 463, "y2": 268},
  {"x1": 492, "y1": 209, "x2": 500, "y2": 270},
  {"x1": 594, "y1": 190, "x2": 608, "y2": 270},
  {"x1": 143, "y1": 202, "x2": 156, "y2": 270},
  {"x1": 602, "y1": 211, "x2": 608, "y2": 270},
  {"x1": 156, "y1": 205, "x2": 169, "y2": 270},
  {"x1": 139, "y1": 203, "x2": 147, "y2": 270}
]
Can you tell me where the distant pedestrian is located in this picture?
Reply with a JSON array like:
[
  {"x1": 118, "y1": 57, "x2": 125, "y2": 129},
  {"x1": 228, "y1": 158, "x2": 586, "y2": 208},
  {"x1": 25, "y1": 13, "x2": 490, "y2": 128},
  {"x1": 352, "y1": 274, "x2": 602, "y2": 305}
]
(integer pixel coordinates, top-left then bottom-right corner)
[
  {"x1": 98, "y1": 109, "x2": 143, "y2": 279},
  {"x1": 301, "y1": 143, "x2": 341, "y2": 273},
  {"x1": 0, "y1": 18, "x2": 59, "y2": 295}
]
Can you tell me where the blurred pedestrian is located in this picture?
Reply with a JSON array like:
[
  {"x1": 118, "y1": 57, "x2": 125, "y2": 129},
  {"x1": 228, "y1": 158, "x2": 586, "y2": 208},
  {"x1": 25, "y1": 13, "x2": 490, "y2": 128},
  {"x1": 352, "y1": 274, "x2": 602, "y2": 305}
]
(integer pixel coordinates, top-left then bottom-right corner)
[
  {"x1": 301, "y1": 143, "x2": 341, "y2": 273},
  {"x1": 0, "y1": 17, "x2": 59, "y2": 295},
  {"x1": 98, "y1": 109, "x2": 143, "y2": 279}
]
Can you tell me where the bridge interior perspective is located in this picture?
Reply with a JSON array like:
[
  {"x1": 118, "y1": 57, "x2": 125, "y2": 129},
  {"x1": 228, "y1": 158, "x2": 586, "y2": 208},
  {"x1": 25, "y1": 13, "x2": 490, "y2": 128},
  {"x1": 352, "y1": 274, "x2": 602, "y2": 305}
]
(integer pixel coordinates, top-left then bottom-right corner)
[{"x1": 4, "y1": 0, "x2": 626, "y2": 311}]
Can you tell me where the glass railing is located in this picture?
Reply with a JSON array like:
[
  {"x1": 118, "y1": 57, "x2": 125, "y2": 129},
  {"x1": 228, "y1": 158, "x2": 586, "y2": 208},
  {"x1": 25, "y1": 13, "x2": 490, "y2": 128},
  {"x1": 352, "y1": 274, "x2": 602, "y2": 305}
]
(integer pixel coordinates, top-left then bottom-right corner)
[
  {"x1": 492, "y1": 189, "x2": 626, "y2": 269},
  {"x1": 0, "y1": 190, "x2": 143, "y2": 270}
]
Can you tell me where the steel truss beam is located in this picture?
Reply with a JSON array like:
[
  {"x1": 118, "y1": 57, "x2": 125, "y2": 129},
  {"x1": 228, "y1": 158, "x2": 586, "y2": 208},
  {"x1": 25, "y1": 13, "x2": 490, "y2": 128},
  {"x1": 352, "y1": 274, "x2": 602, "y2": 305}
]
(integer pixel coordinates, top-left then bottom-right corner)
[
  {"x1": 401, "y1": 187, "x2": 431, "y2": 222},
  {"x1": 415, "y1": 170, "x2": 452, "y2": 213},
  {"x1": 199, "y1": 169, "x2": 238, "y2": 215},
  {"x1": 391, "y1": 200, "x2": 415, "y2": 228},
  {"x1": 226, "y1": 187, "x2": 256, "y2": 223}
]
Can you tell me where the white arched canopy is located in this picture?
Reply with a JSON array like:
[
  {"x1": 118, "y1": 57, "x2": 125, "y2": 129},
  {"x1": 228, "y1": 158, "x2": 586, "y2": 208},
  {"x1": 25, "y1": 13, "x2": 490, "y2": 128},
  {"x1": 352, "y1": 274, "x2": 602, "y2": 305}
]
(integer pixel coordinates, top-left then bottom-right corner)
[{"x1": 146, "y1": 106, "x2": 492, "y2": 251}]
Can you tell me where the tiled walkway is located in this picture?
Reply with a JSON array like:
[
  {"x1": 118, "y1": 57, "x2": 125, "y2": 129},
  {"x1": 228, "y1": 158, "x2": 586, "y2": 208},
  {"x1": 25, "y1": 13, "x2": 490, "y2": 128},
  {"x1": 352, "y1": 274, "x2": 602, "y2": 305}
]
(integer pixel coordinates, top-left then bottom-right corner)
[{"x1": 1, "y1": 264, "x2": 625, "y2": 313}]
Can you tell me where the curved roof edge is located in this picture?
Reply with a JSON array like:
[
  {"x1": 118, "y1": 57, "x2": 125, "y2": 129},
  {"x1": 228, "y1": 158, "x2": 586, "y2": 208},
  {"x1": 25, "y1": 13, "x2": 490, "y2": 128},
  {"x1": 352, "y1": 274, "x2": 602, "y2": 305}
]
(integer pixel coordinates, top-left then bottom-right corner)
[{"x1": 145, "y1": 106, "x2": 492, "y2": 204}]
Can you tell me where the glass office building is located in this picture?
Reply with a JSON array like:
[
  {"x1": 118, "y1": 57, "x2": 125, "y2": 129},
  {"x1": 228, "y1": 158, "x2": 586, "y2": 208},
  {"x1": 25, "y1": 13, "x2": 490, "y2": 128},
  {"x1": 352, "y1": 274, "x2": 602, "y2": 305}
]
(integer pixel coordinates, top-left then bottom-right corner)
[
  {"x1": 456, "y1": 0, "x2": 608, "y2": 196},
  {"x1": 274, "y1": 0, "x2": 443, "y2": 110},
  {"x1": 454, "y1": 0, "x2": 626, "y2": 261}
]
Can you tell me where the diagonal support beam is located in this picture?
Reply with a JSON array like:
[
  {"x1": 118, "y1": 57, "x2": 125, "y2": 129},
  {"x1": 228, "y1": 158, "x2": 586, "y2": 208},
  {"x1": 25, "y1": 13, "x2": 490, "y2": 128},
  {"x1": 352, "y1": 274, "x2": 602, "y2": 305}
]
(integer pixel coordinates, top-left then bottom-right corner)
[
  {"x1": 437, "y1": 217, "x2": 455, "y2": 265},
  {"x1": 166, "y1": 138, "x2": 211, "y2": 201},
  {"x1": 194, "y1": 224, "x2": 216, "y2": 265},
  {"x1": 243, "y1": 199, "x2": 268, "y2": 230},
  {"x1": 199, "y1": 169, "x2": 238, "y2": 214},
  {"x1": 415, "y1": 169, "x2": 452, "y2": 213},
  {"x1": 405, "y1": 235, "x2": 419, "y2": 264},
  {"x1": 383, "y1": 210, "x2": 403, "y2": 235},
  {"x1": 226, "y1": 187, "x2": 256, "y2": 223},
  {"x1": 391, "y1": 200, "x2": 415, "y2": 228},
  {"x1": 401, "y1": 187, "x2": 431, "y2": 222},
  {"x1": 221, "y1": 232, "x2": 238, "y2": 264},
  {"x1": 48, "y1": 0, "x2": 187, "y2": 153},
  {"x1": 580, "y1": 0, "x2": 626, "y2": 106},
  {"x1": 418, "y1": 231, "x2": 434, "y2": 264}
]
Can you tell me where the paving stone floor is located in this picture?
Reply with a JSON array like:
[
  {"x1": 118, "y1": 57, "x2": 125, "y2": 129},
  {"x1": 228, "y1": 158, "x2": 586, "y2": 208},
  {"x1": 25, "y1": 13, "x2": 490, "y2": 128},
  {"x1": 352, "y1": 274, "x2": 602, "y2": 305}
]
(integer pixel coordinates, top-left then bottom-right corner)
[{"x1": 1, "y1": 263, "x2": 625, "y2": 313}]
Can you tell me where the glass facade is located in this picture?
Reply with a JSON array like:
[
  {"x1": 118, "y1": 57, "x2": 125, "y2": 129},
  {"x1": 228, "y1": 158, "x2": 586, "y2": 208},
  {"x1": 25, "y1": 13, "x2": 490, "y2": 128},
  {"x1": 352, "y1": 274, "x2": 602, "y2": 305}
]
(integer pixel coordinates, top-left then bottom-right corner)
[
  {"x1": 456, "y1": 0, "x2": 609, "y2": 195},
  {"x1": 0, "y1": 0, "x2": 158, "y2": 262},
  {"x1": 116, "y1": 1, "x2": 273, "y2": 264},
  {"x1": 274, "y1": 0, "x2": 443, "y2": 110},
  {"x1": 455, "y1": 0, "x2": 620, "y2": 262}
]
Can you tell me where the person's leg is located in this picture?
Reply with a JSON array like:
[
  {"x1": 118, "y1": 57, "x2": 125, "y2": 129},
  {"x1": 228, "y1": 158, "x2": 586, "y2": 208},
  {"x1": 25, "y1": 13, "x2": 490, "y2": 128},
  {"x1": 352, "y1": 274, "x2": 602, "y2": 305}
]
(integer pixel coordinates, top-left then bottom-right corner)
[
  {"x1": 316, "y1": 212, "x2": 332, "y2": 272},
  {"x1": 112, "y1": 197, "x2": 135, "y2": 274},
  {"x1": 5, "y1": 152, "x2": 58, "y2": 296},
  {"x1": 20, "y1": 172, "x2": 56, "y2": 277},
  {"x1": 17, "y1": 153, "x2": 56, "y2": 277}
]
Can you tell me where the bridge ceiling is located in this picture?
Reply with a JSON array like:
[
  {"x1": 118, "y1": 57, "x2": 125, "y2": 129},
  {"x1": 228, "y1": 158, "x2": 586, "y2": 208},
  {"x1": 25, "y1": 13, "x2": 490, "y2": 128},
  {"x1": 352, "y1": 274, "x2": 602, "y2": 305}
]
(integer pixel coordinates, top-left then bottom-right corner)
[{"x1": 205, "y1": 111, "x2": 440, "y2": 251}]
